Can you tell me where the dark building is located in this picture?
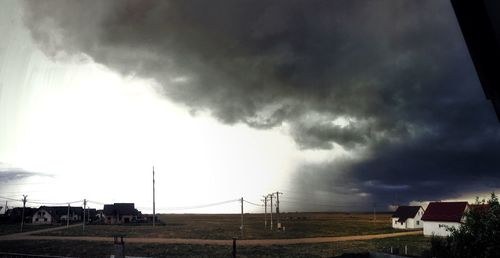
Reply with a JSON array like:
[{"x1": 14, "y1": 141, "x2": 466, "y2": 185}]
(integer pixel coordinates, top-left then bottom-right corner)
[{"x1": 103, "y1": 203, "x2": 140, "y2": 224}]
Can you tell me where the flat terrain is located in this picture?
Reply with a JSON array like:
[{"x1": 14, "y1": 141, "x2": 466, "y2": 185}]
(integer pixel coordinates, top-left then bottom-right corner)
[
  {"x1": 0, "y1": 224, "x2": 60, "y2": 236},
  {"x1": 0, "y1": 235, "x2": 430, "y2": 258},
  {"x1": 0, "y1": 213, "x2": 428, "y2": 257},
  {"x1": 34, "y1": 212, "x2": 408, "y2": 239}
]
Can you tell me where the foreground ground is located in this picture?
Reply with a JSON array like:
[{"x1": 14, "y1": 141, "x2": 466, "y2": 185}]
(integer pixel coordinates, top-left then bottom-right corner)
[
  {"x1": 0, "y1": 213, "x2": 429, "y2": 257},
  {"x1": 0, "y1": 224, "x2": 60, "y2": 236},
  {"x1": 0, "y1": 235, "x2": 430, "y2": 257},
  {"x1": 36, "y1": 213, "x2": 407, "y2": 239}
]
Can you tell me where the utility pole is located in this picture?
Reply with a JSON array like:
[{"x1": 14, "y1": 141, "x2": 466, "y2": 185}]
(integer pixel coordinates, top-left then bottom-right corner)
[
  {"x1": 20, "y1": 195, "x2": 27, "y2": 232},
  {"x1": 67, "y1": 203, "x2": 70, "y2": 228},
  {"x1": 269, "y1": 193, "x2": 274, "y2": 230},
  {"x1": 4, "y1": 201, "x2": 7, "y2": 215},
  {"x1": 262, "y1": 195, "x2": 268, "y2": 229},
  {"x1": 276, "y1": 192, "x2": 283, "y2": 230},
  {"x1": 240, "y1": 197, "x2": 244, "y2": 239},
  {"x1": 153, "y1": 166, "x2": 156, "y2": 227},
  {"x1": 83, "y1": 199, "x2": 86, "y2": 230}
]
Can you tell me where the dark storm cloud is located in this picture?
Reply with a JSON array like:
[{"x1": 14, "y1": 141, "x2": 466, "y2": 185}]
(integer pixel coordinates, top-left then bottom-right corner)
[{"x1": 21, "y1": 0, "x2": 500, "y2": 209}]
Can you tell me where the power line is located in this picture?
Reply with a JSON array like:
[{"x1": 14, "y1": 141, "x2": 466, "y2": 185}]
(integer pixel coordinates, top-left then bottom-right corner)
[
  {"x1": 0, "y1": 195, "x2": 22, "y2": 202},
  {"x1": 243, "y1": 200, "x2": 264, "y2": 207},
  {"x1": 155, "y1": 198, "x2": 240, "y2": 211}
]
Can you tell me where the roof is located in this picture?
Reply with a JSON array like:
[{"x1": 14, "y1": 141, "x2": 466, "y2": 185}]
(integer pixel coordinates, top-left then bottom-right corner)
[
  {"x1": 451, "y1": 0, "x2": 500, "y2": 121},
  {"x1": 37, "y1": 206, "x2": 83, "y2": 218},
  {"x1": 421, "y1": 202, "x2": 468, "y2": 222},
  {"x1": 392, "y1": 206, "x2": 422, "y2": 223},
  {"x1": 103, "y1": 203, "x2": 138, "y2": 216}
]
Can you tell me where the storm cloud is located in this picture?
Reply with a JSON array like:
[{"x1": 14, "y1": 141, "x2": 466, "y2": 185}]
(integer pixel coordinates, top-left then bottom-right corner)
[
  {"x1": 0, "y1": 163, "x2": 50, "y2": 182},
  {"x1": 21, "y1": 0, "x2": 500, "y2": 209}
]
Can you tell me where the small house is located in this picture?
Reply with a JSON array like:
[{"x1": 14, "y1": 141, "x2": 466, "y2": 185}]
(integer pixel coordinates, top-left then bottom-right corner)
[
  {"x1": 32, "y1": 206, "x2": 83, "y2": 224},
  {"x1": 422, "y1": 201, "x2": 468, "y2": 237},
  {"x1": 103, "y1": 203, "x2": 140, "y2": 224},
  {"x1": 391, "y1": 206, "x2": 425, "y2": 229},
  {"x1": 5, "y1": 207, "x2": 36, "y2": 224}
]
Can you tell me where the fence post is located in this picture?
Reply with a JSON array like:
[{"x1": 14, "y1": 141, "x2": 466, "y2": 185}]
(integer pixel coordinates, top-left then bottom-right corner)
[
  {"x1": 114, "y1": 235, "x2": 125, "y2": 258},
  {"x1": 232, "y1": 237, "x2": 237, "y2": 258}
]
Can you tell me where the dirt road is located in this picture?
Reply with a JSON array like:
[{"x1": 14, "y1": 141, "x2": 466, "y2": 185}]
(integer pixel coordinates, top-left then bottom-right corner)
[{"x1": 0, "y1": 227, "x2": 422, "y2": 246}]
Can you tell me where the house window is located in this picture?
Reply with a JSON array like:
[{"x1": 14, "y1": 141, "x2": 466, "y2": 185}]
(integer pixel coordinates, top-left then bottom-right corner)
[
  {"x1": 35, "y1": 218, "x2": 39, "y2": 222},
  {"x1": 416, "y1": 221, "x2": 420, "y2": 225},
  {"x1": 44, "y1": 218, "x2": 47, "y2": 222}
]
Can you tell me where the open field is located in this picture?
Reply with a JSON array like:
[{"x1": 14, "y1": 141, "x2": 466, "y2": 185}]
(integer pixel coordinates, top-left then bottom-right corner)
[
  {"x1": 35, "y1": 212, "x2": 410, "y2": 239},
  {"x1": 0, "y1": 235, "x2": 431, "y2": 257},
  {"x1": 0, "y1": 224, "x2": 60, "y2": 236}
]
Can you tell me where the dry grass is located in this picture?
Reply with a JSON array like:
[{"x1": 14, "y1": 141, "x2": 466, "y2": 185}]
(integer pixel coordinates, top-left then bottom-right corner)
[
  {"x1": 0, "y1": 235, "x2": 430, "y2": 257},
  {"x1": 0, "y1": 224, "x2": 58, "y2": 236},
  {"x1": 36, "y1": 212, "x2": 410, "y2": 239}
]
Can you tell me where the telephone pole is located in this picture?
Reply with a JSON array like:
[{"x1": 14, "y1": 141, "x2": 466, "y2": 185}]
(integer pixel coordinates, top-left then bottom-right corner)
[
  {"x1": 20, "y1": 195, "x2": 27, "y2": 232},
  {"x1": 153, "y1": 166, "x2": 156, "y2": 227},
  {"x1": 240, "y1": 197, "x2": 244, "y2": 239},
  {"x1": 67, "y1": 203, "x2": 70, "y2": 228},
  {"x1": 262, "y1": 195, "x2": 268, "y2": 229},
  {"x1": 4, "y1": 201, "x2": 7, "y2": 215},
  {"x1": 83, "y1": 199, "x2": 86, "y2": 230},
  {"x1": 275, "y1": 192, "x2": 283, "y2": 230},
  {"x1": 269, "y1": 193, "x2": 274, "y2": 230}
]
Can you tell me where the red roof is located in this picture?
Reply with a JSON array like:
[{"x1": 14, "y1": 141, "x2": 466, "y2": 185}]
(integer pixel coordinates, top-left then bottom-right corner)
[{"x1": 421, "y1": 202, "x2": 468, "y2": 222}]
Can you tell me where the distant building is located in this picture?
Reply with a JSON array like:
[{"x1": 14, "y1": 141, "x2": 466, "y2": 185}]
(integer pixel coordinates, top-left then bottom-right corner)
[
  {"x1": 32, "y1": 206, "x2": 83, "y2": 224},
  {"x1": 4, "y1": 207, "x2": 37, "y2": 224},
  {"x1": 391, "y1": 206, "x2": 425, "y2": 229},
  {"x1": 103, "y1": 203, "x2": 140, "y2": 224},
  {"x1": 422, "y1": 202, "x2": 468, "y2": 237}
]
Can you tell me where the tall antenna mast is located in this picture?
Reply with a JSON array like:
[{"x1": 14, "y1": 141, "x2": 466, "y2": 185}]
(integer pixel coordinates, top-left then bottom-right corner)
[{"x1": 153, "y1": 166, "x2": 156, "y2": 227}]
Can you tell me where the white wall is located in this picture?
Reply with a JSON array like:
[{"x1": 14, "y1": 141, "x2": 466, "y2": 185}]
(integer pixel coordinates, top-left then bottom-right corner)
[
  {"x1": 423, "y1": 221, "x2": 461, "y2": 236},
  {"x1": 412, "y1": 208, "x2": 424, "y2": 229},
  {"x1": 392, "y1": 218, "x2": 407, "y2": 229},
  {"x1": 392, "y1": 207, "x2": 425, "y2": 229},
  {"x1": 32, "y1": 209, "x2": 52, "y2": 224}
]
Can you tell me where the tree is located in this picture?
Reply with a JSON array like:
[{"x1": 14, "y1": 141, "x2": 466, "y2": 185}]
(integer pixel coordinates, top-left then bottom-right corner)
[{"x1": 429, "y1": 193, "x2": 500, "y2": 258}]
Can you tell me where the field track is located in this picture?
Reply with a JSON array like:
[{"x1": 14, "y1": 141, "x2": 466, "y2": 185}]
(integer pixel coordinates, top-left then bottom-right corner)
[{"x1": 0, "y1": 225, "x2": 422, "y2": 246}]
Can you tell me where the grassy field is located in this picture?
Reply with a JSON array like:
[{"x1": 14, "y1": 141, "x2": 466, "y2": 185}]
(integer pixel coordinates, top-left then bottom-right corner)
[
  {"x1": 0, "y1": 224, "x2": 59, "y2": 236},
  {"x1": 35, "y1": 212, "x2": 408, "y2": 239},
  {"x1": 0, "y1": 235, "x2": 430, "y2": 257}
]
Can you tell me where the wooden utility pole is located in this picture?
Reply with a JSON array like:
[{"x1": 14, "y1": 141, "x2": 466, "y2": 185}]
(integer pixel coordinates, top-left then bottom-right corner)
[
  {"x1": 262, "y1": 195, "x2": 268, "y2": 229},
  {"x1": 269, "y1": 194, "x2": 274, "y2": 230},
  {"x1": 4, "y1": 201, "x2": 7, "y2": 215},
  {"x1": 276, "y1": 192, "x2": 283, "y2": 229},
  {"x1": 20, "y1": 195, "x2": 27, "y2": 232},
  {"x1": 153, "y1": 166, "x2": 156, "y2": 227},
  {"x1": 83, "y1": 199, "x2": 86, "y2": 230},
  {"x1": 67, "y1": 203, "x2": 70, "y2": 228},
  {"x1": 240, "y1": 197, "x2": 244, "y2": 239}
]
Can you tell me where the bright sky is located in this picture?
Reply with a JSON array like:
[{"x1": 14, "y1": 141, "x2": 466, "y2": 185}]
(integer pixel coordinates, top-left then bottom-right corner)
[
  {"x1": 0, "y1": 1, "x2": 343, "y2": 213},
  {"x1": 2, "y1": 1, "x2": 499, "y2": 214}
]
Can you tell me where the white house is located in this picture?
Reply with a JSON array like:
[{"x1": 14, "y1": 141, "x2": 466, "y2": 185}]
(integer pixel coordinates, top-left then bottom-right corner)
[
  {"x1": 391, "y1": 206, "x2": 425, "y2": 229},
  {"x1": 422, "y1": 201, "x2": 468, "y2": 237},
  {"x1": 32, "y1": 206, "x2": 83, "y2": 224}
]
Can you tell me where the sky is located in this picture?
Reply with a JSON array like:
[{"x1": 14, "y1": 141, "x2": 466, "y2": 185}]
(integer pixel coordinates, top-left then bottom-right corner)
[{"x1": 1, "y1": 0, "x2": 500, "y2": 214}]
